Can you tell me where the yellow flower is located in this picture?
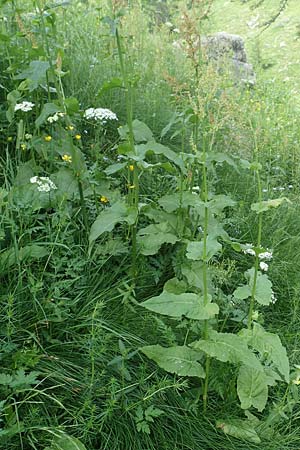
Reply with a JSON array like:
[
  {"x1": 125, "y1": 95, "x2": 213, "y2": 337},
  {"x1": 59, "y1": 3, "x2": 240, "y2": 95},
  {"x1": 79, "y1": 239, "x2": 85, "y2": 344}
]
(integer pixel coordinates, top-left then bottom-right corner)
[
  {"x1": 100, "y1": 195, "x2": 109, "y2": 203},
  {"x1": 67, "y1": 125, "x2": 74, "y2": 130},
  {"x1": 44, "y1": 135, "x2": 52, "y2": 142},
  {"x1": 7, "y1": 136, "x2": 13, "y2": 142},
  {"x1": 75, "y1": 134, "x2": 81, "y2": 140},
  {"x1": 62, "y1": 154, "x2": 72, "y2": 163},
  {"x1": 20, "y1": 143, "x2": 26, "y2": 150},
  {"x1": 129, "y1": 164, "x2": 134, "y2": 171}
]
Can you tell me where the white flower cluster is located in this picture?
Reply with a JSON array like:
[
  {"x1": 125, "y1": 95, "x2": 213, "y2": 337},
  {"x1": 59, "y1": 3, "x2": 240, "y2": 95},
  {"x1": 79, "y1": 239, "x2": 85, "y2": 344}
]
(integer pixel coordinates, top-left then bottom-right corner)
[
  {"x1": 30, "y1": 176, "x2": 57, "y2": 193},
  {"x1": 243, "y1": 244, "x2": 273, "y2": 260},
  {"x1": 84, "y1": 107, "x2": 118, "y2": 123},
  {"x1": 47, "y1": 112, "x2": 65, "y2": 123},
  {"x1": 259, "y1": 261, "x2": 269, "y2": 272},
  {"x1": 15, "y1": 101, "x2": 35, "y2": 112}
]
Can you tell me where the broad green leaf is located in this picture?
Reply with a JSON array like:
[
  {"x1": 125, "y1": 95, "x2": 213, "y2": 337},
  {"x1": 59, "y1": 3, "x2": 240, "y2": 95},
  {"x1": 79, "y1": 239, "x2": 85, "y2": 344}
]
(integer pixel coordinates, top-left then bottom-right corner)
[
  {"x1": 233, "y1": 284, "x2": 252, "y2": 300},
  {"x1": 14, "y1": 60, "x2": 50, "y2": 91},
  {"x1": 0, "y1": 245, "x2": 48, "y2": 271},
  {"x1": 137, "y1": 222, "x2": 179, "y2": 255},
  {"x1": 207, "y1": 152, "x2": 238, "y2": 169},
  {"x1": 46, "y1": 432, "x2": 87, "y2": 450},
  {"x1": 104, "y1": 162, "x2": 127, "y2": 175},
  {"x1": 144, "y1": 141, "x2": 185, "y2": 172},
  {"x1": 98, "y1": 77, "x2": 123, "y2": 96},
  {"x1": 251, "y1": 197, "x2": 291, "y2": 214},
  {"x1": 191, "y1": 330, "x2": 262, "y2": 371},
  {"x1": 35, "y1": 103, "x2": 61, "y2": 127},
  {"x1": 216, "y1": 419, "x2": 261, "y2": 444},
  {"x1": 240, "y1": 324, "x2": 289, "y2": 382},
  {"x1": 89, "y1": 202, "x2": 137, "y2": 244},
  {"x1": 52, "y1": 168, "x2": 79, "y2": 200},
  {"x1": 186, "y1": 236, "x2": 222, "y2": 262},
  {"x1": 65, "y1": 97, "x2": 79, "y2": 115},
  {"x1": 118, "y1": 119, "x2": 153, "y2": 143},
  {"x1": 237, "y1": 365, "x2": 268, "y2": 411},
  {"x1": 140, "y1": 291, "x2": 219, "y2": 320},
  {"x1": 141, "y1": 345, "x2": 205, "y2": 378},
  {"x1": 247, "y1": 268, "x2": 273, "y2": 306},
  {"x1": 207, "y1": 195, "x2": 236, "y2": 214},
  {"x1": 6, "y1": 89, "x2": 21, "y2": 122},
  {"x1": 163, "y1": 277, "x2": 187, "y2": 294},
  {"x1": 158, "y1": 192, "x2": 203, "y2": 213},
  {"x1": 181, "y1": 260, "x2": 212, "y2": 291}
]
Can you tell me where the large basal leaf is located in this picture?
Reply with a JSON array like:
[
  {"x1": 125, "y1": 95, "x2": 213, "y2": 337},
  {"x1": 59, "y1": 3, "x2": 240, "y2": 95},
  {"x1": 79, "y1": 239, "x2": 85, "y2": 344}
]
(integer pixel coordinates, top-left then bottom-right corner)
[
  {"x1": 237, "y1": 365, "x2": 268, "y2": 412},
  {"x1": 140, "y1": 291, "x2": 219, "y2": 320},
  {"x1": 141, "y1": 345, "x2": 205, "y2": 378},
  {"x1": 89, "y1": 201, "x2": 137, "y2": 244},
  {"x1": 216, "y1": 419, "x2": 261, "y2": 444},
  {"x1": 191, "y1": 330, "x2": 262, "y2": 371},
  {"x1": 186, "y1": 236, "x2": 222, "y2": 262},
  {"x1": 240, "y1": 324, "x2": 289, "y2": 383},
  {"x1": 137, "y1": 222, "x2": 179, "y2": 255},
  {"x1": 45, "y1": 432, "x2": 87, "y2": 450}
]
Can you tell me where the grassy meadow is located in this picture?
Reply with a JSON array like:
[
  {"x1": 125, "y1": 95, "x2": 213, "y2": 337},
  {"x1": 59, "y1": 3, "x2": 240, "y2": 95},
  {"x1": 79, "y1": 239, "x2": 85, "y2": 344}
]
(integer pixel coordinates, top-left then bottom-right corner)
[{"x1": 1, "y1": 0, "x2": 300, "y2": 449}]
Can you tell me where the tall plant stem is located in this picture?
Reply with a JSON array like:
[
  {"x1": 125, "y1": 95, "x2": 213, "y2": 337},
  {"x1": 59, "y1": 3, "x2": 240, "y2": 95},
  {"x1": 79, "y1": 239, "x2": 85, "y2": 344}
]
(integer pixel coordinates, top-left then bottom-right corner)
[
  {"x1": 247, "y1": 169, "x2": 263, "y2": 329},
  {"x1": 201, "y1": 143, "x2": 210, "y2": 413},
  {"x1": 115, "y1": 26, "x2": 139, "y2": 281}
]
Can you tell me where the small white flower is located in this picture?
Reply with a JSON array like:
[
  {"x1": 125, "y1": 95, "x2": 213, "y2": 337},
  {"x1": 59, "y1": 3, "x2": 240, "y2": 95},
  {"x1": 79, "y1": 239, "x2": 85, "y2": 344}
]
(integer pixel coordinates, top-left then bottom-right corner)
[
  {"x1": 84, "y1": 107, "x2": 118, "y2": 124},
  {"x1": 15, "y1": 101, "x2": 35, "y2": 112},
  {"x1": 259, "y1": 250, "x2": 273, "y2": 260},
  {"x1": 262, "y1": 188, "x2": 268, "y2": 193},
  {"x1": 259, "y1": 261, "x2": 269, "y2": 272},
  {"x1": 271, "y1": 292, "x2": 277, "y2": 304},
  {"x1": 47, "y1": 113, "x2": 60, "y2": 123},
  {"x1": 243, "y1": 244, "x2": 256, "y2": 256},
  {"x1": 173, "y1": 28, "x2": 180, "y2": 33}
]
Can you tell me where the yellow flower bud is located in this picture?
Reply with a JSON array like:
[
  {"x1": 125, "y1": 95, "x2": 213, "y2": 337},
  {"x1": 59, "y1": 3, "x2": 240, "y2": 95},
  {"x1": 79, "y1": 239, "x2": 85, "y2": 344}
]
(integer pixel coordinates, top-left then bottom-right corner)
[
  {"x1": 100, "y1": 195, "x2": 109, "y2": 203},
  {"x1": 44, "y1": 135, "x2": 52, "y2": 142}
]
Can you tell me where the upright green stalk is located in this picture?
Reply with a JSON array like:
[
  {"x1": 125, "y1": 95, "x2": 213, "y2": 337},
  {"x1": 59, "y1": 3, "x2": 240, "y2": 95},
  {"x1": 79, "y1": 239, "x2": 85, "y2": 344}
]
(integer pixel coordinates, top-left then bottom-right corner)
[
  {"x1": 247, "y1": 169, "x2": 263, "y2": 329},
  {"x1": 115, "y1": 25, "x2": 139, "y2": 280},
  {"x1": 201, "y1": 140, "x2": 210, "y2": 413}
]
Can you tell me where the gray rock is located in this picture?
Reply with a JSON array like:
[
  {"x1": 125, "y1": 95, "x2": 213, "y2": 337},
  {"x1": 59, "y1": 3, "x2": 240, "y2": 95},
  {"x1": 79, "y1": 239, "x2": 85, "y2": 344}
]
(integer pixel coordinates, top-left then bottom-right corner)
[{"x1": 201, "y1": 32, "x2": 256, "y2": 85}]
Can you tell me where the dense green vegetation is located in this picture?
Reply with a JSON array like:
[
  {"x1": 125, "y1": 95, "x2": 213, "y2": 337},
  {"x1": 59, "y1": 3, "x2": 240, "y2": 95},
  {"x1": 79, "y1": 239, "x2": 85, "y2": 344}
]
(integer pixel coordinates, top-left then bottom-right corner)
[{"x1": 1, "y1": 0, "x2": 300, "y2": 449}]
